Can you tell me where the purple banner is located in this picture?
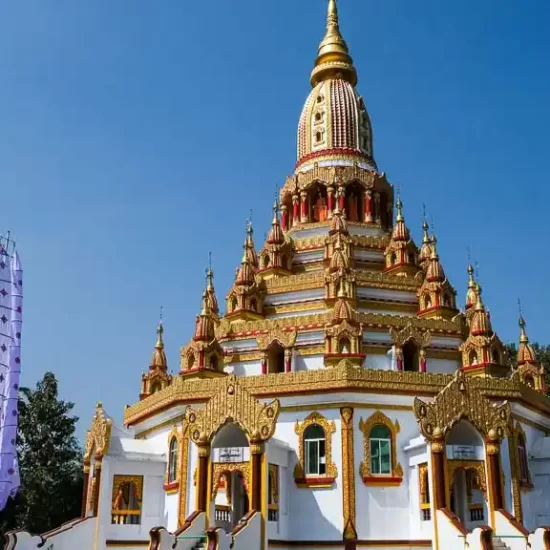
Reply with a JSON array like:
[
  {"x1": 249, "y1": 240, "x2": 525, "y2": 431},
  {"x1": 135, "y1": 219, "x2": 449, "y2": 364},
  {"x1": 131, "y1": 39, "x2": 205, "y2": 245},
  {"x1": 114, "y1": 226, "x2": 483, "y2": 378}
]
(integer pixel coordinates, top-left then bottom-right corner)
[{"x1": 0, "y1": 248, "x2": 23, "y2": 511}]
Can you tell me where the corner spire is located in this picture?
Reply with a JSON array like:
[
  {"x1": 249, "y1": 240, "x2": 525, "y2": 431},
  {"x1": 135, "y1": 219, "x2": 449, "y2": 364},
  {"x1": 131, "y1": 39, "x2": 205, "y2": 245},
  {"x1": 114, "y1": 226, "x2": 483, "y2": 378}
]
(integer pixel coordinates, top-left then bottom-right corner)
[
  {"x1": 150, "y1": 315, "x2": 167, "y2": 371},
  {"x1": 311, "y1": 0, "x2": 357, "y2": 87}
]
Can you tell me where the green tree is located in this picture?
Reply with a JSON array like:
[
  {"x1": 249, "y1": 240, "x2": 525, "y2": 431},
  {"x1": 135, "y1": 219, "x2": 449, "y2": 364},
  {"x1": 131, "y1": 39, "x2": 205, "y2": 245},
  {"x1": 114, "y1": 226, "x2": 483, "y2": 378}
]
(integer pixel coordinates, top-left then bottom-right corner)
[
  {"x1": 506, "y1": 342, "x2": 550, "y2": 394},
  {"x1": 0, "y1": 372, "x2": 83, "y2": 538}
]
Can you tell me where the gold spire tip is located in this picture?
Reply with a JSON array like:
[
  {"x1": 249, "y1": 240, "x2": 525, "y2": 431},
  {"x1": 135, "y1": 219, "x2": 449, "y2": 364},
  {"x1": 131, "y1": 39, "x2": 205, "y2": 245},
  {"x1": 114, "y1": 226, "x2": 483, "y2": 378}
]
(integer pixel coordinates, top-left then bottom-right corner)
[{"x1": 311, "y1": 0, "x2": 357, "y2": 86}]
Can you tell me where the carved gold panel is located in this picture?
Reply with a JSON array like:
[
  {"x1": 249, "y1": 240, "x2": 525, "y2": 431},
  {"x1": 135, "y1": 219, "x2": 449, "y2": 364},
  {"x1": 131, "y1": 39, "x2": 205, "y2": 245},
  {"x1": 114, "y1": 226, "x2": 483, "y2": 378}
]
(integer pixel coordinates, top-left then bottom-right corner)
[
  {"x1": 183, "y1": 374, "x2": 280, "y2": 445},
  {"x1": 414, "y1": 370, "x2": 511, "y2": 442},
  {"x1": 84, "y1": 403, "x2": 112, "y2": 463},
  {"x1": 211, "y1": 462, "x2": 251, "y2": 500}
]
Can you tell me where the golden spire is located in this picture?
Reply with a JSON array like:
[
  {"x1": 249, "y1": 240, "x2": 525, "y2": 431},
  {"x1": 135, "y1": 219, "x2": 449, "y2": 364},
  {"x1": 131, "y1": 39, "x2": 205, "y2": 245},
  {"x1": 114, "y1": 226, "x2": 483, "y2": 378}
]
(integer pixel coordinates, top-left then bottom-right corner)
[
  {"x1": 311, "y1": 0, "x2": 357, "y2": 87},
  {"x1": 150, "y1": 314, "x2": 167, "y2": 371},
  {"x1": 425, "y1": 235, "x2": 445, "y2": 282},
  {"x1": 517, "y1": 313, "x2": 538, "y2": 365},
  {"x1": 519, "y1": 315, "x2": 528, "y2": 344},
  {"x1": 205, "y1": 254, "x2": 219, "y2": 315},
  {"x1": 465, "y1": 264, "x2": 478, "y2": 310}
]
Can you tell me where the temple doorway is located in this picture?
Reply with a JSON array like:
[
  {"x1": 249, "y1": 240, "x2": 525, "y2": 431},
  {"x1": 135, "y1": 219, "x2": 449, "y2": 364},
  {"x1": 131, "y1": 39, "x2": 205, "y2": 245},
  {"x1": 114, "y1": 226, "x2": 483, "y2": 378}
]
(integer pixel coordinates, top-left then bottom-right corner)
[
  {"x1": 445, "y1": 421, "x2": 488, "y2": 531},
  {"x1": 211, "y1": 423, "x2": 252, "y2": 533}
]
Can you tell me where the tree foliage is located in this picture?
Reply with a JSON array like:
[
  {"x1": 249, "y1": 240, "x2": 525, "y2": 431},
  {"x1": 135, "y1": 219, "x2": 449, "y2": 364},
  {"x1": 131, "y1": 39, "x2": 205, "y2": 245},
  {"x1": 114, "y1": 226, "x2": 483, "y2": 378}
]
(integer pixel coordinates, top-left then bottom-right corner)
[{"x1": 0, "y1": 372, "x2": 83, "y2": 538}]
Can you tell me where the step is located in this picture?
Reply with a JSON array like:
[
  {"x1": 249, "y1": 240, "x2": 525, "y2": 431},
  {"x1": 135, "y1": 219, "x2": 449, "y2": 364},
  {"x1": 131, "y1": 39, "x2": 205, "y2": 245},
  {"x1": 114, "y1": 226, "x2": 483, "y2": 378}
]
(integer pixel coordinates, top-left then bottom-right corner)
[{"x1": 492, "y1": 537, "x2": 509, "y2": 550}]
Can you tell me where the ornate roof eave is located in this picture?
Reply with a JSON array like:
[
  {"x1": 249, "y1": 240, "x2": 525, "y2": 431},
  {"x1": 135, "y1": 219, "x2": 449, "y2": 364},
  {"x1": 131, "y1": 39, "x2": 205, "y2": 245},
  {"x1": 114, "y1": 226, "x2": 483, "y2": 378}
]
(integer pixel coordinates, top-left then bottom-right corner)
[
  {"x1": 280, "y1": 164, "x2": 388, "y2": 198},
  {"x1": 123, "y1": 359, "x2": 550, "y2": 429}
]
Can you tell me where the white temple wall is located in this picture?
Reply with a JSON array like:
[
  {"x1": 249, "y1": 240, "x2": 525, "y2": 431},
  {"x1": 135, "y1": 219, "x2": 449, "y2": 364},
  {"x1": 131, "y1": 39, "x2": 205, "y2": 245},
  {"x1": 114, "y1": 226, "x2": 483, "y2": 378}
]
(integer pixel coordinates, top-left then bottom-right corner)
[
  {"x1": 264, "y1": 289, "x2": 324, "y2": 306},
  {"x1": 354, "y1": 407, "x2": 421, "y2": 540},
  {"x1": 229, "y1": 360, "x2": 263, "y2": 376},
  {"x1": 427, "y1": 358, "x2": 458, "y2": 374},
  {"x1": 357, "y1": 287, "x2": 417, "y2": 303},
  {"x1": 187, "y1": 443, "x2": 199, "y2": 517},
  {"x1": 366, "y1": 352, "x2": 390, "y2": 370},
  {"x1": 518, "y1": 421, "x2": 549, "y2": 530},
  {"x1": 274, "y1": 409, "x2": 344, "y2": 541},
  {"x1": 501, "y1": 436, "x2": 514, "y2": 515},
  {"x1": 406, "y1": 444, "x2": 432, "y2": 541},
  {"x1": 295, "y1": 353, "x2": 325, "y2": 371},
  {"x1": 101, "y1": 457, "x2": 165, "y2": 544}
]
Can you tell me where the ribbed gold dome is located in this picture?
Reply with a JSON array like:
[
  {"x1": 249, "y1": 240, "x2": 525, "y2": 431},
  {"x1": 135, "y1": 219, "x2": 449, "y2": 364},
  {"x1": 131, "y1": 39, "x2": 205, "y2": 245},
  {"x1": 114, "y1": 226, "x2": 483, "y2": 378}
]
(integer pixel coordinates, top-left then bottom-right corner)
[
  {"x1": 297, "y1": 79, "x2": 374, "y2": 167},
  {"x1": 297, "y1": 0, "x2": 375, "y2": 169}
]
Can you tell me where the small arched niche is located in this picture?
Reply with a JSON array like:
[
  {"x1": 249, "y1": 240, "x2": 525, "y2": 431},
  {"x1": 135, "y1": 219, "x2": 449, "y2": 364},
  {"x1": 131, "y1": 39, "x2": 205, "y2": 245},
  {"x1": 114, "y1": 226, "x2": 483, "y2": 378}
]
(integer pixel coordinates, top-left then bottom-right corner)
[
  {"x1": 345, "y1": 182, "x2": 364, "y2": 222},
  {"x1": 267, "y1": 341, "x2": 285, "y2": 374},
  {"x1": 309, "y1": 183, "x2": 328, "y2": 223}
]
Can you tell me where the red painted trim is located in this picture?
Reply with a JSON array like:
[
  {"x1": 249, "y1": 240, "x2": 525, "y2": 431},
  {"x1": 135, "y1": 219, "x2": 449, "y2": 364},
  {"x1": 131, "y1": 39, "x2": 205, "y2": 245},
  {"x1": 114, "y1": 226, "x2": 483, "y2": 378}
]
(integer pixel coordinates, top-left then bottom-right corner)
[
  {"x1": 478, "y1": 526, "x2": 493, "y2": 550},
  {"x1": 361, "y1": 475, "x2": 403, "y2": 485},
  {"x1": 163, "y1": 481, "x2": 179, "y2": 491},
  {"x1": 295, "y1": 476, "x2": 336, "y2": 486},
  {"x1": 440, "y1": 508, "x2": 468, "y2": 535},
  {"x1": 174, "y1": 510, "x2": 202, "y2": 536},
  {"x1": 232, "y1": 510, "x2": 257, "y2": 536},
  {"x1": 497, "y1": 508, "x2": 529, "y2": 535}
]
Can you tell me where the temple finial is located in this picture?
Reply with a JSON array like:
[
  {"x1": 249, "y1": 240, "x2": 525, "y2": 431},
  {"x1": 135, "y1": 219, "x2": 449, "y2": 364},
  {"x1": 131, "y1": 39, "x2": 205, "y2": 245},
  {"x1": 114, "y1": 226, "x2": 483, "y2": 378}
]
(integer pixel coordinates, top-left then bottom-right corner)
[
  {"x1": 518, "y1": 300, "x2": 529, "y2": 343},
  {"x1": 311, "y1": 0, "x2": 357, "y2": 86},
  {"x1": 156, "y1": 309, "x2": 164, "y2": 349}
]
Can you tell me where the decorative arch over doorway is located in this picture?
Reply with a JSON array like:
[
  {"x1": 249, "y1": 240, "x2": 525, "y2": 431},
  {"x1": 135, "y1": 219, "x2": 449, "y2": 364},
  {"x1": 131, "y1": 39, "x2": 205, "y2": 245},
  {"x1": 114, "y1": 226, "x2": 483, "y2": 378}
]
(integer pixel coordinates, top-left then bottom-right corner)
[
  {"x1": 413, "y1": 370, "x2": 511, "y2": 525},
  {"x1": 182, "y1": 375, "x2": 280, "y2": 445},
  {"x1": 182, "y1": 375, "x2": 280, "y2": 522},
  {"x1": 413, "y1": 370, "x2": 511, "y2": 442}
]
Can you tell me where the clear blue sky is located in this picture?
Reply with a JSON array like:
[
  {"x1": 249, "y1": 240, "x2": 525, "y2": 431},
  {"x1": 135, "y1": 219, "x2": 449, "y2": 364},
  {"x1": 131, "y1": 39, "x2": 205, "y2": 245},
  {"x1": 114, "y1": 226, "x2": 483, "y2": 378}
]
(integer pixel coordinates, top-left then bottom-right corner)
[{"x1": 1, "y1": 0, "x2": 549, "y2": 440}]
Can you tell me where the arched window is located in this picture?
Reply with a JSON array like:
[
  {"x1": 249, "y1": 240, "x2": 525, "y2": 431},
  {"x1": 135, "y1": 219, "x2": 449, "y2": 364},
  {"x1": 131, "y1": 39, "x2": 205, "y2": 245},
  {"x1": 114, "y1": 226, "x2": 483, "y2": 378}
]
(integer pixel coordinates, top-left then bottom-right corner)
[
  {"x1": 492, "y1": 349, "x2": 500, "y2": 364},
  {"x1": 517, "y1": 434, "x2": 529, "y2": 484},
  {"x1": 304, "y1": 424, "x2": 326, "y2": 476},
  {"x1": 187, "y1": 353, "x2": 195, "y2": 370},
  {"x1": 294, "y1": 411, "x2": 337, "y2": 487},
  {"x1": 403, "y1": 341, "x2": 419, "y2": 372},
  {"x1": 267, "y1": 342, "x2": 285, "y2": 374},
  {"x1": 369, "y1": 425, "x2": 392, "y2": 475},
  {"x1": 315, "y1": 131, "x2": 322, "y2": 143},
  {"x1": 168, "y1": 438, "x2": 178, "y2": 484},
  {"x1": 262, "y1": 255, "x2": 270, "y2": 269},
  {"x1": 231, "y1": 296, "x2": 238, "y2": 312},
  {"x1": 390, "y1": 252, "x2": 397, "y2": 266},
  {"x1": 359, "y1": 411, "x2": 403, "y2": 486},
  {"x1": 469, "y1": 350, "x2": 478, "y2": 366},
  {"x1": 443, "y1": 293, "x2": 452, "y2": 308},
  {"x1": 150, "y1": 381, "x2": 162, "y2": 394},
  {"x1": 524, "y1": 375, "x2": 535, "y2": 388},
  {"x1": 408, "y1": 252, "x2": 416, "y2": 265},
  {"x1": 250, "y1": 298, "x2": 257, "y2": 312}
]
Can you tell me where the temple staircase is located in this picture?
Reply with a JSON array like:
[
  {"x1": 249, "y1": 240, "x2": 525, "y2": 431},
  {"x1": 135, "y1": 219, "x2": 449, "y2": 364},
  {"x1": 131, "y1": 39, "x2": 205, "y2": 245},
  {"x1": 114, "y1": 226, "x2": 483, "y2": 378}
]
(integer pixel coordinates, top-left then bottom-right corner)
[{"x1": 491, "y1": 537, "x2": 510, "y2": 550}]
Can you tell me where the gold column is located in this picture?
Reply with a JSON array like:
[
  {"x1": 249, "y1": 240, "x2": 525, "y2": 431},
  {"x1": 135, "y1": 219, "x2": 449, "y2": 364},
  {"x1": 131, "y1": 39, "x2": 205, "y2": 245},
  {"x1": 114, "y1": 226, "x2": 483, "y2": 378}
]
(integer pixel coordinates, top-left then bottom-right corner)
[
  {"x1": 178, "y1": 429, "x2": 191, "y2": 527},
  {"x1": 430, "y1": 434, "x2": 447, "y2": 510},
  {"x1": 81, "y1": 463, "x2": 90, "y2": 518},
  {"x1": 340, "y1": 407, "x2": 357, "y2": 544},
  {"x1": 507, "y1": 429, "x2": 523, "y2": 523},
  {"x1": 92, "y1": 460, "x2": 102, "y2": 517}
]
